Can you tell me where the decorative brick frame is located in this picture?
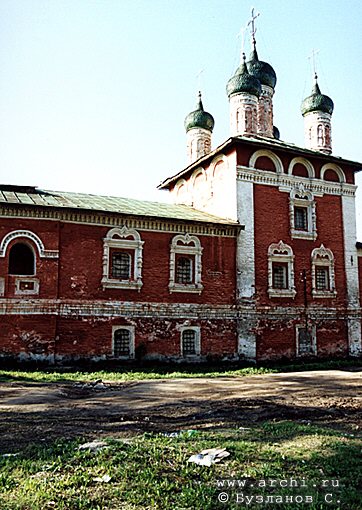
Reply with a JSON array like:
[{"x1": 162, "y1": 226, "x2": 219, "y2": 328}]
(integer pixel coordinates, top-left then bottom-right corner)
[
  {"x1": 289, "y1": 184, "x2": 317, "y2": 241},
  {"x1": 268, "y1": 241, "x2": 296, "y2": 298},
  {"x1": 169, "y1": 234, "x2": 203, "y2": 294},
  {"x1": 102, "y1": 227, "x2": 144, "y2": 291},
  {"x1": 311, "y1": 244, "x2": 337, "y2": 298}
]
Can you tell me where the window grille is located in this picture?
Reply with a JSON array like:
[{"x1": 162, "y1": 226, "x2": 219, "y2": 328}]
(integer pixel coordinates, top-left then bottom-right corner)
[
  {"x1": 272, "y1": 263, "x2": 287, "y2": 289},
  {"x1": 114, "y1": 329, "x2": 131, "y2": 357},
  {"x1": 294, "y1": 207, "x2": 308, "y2": 230},
  {"x1": 112, "y1": 252, "x2": 131, "y2": 279},
  {"x1": 182, "y1": 329, "x2": 196, "y2": 355},
  {"x1": 176, "y1": 257, "x2": 193, "y2": 284},
  {"x1": 316, "y1": 267, "x2": 329, "y2": 290}
]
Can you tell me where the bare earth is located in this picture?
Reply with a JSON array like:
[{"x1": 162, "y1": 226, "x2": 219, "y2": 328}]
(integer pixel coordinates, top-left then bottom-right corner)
[{"x1": 0, "y1": 369, "x2": 361, "y2": 452}]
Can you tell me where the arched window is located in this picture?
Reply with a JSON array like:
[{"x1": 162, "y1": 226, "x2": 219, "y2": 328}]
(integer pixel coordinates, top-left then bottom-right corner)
[
  {"x1": 180, "y1": 327, "x2": 201, "y2": 357},
  {"x1": 112, "y1": 326, "x2": 135, "y2": 359},
  {"x1": 8, "y1": 243, "x2": 35, "y2": 276}
]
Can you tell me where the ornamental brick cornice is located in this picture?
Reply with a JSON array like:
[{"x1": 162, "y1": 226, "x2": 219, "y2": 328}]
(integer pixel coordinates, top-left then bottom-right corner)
[
  {"x1": 0, "y1": 205, "x2": 239, "y2": 238},
  {"x1": 237, "y1": 166, "x2": 357, "y2": 196}
]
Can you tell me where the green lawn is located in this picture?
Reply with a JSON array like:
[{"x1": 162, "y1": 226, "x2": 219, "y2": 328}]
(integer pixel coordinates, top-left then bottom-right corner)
[
  {"x1": 0, "y1": 423, "x2": 360, "y2": 509},
  {"x1": 0, "y1": 358, "x2": 358, "y2": 384}
]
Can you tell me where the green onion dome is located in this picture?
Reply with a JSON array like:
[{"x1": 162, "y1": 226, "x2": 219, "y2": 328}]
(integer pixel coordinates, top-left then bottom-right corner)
[
  {"x1": 247, "y1": 44, "x2": 277, "y2": 89},
  {"x1": 301, "y1": 76, "x2": 334, "y2": 116},
  {"x1": 226, "y1": 53, "x2": 261, "y2": 98},
  {"x1": 184, "y1": 92, "x2": 215, "y2": 133}
]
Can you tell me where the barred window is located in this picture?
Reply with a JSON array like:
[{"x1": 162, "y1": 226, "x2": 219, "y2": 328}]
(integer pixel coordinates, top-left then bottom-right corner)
[
  {"x1": 272, "y1": 263, "x2": 288, "y2": 289},
  {"x1": 294, "y1": 207, "x2": 308, "y2": 231},
  {"x1": 176, "y1": 257, "x2": 193, "y2": 284},
  {"x1": 182, "y1": 329, "x2": 197, "y2": 356},
  {"x1": 113, "y1": 329, "x2": 131, "y2": 357},
  {"x1": 315, "y1": 266, "x2": 329, "y2": 291},
  {"x1": 112, "y1": 252, "x2": 131, "y2": 279}
]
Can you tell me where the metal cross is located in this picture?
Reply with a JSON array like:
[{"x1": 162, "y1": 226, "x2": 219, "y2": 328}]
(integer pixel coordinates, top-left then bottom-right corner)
[
  {"x1": 308, "y1": 48, "x2": 320, "y2": 78},
  {"x1": 196, "y1": 68, "x2": 204, "y2": 91},
  {"x1": 248, "y1": 7, "x2": 260, "y2": 43}
]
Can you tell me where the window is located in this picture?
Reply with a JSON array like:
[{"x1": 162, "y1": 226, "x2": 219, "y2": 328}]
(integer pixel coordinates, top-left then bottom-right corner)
[
  {"x1": 176, "y1": 256, "x2": 193, "y2": 284},
  {"x1": 112, "y1": 326, "x2": 135, "y2": 359},
  {"x1": 180, "y1": 327, "x2": 201, "y2": 357},
  {"x1": 169, "y1": 234, "x2": 203, "y2": 294},
  {"x1": 296, "y1": 325, "x2": 316, "y2": 356},
  {"x1": 272, "y1": 263, "x2": 288, "y2": 289},
  {"x1": 311, "y1": 245, "x2": 336, "y2": 298},
  {"x1": 112, "y1": 252, "x2": 131, "y2": 279},
  {"x1": 8, "y1": 243, "x2": 35, "y2": 275},
  {"x1": 294, "y1": 207, "x2": 308, "y2": 231},
  {"x1": 315, "y1": 266, "x2": 329, "y2": 291},
  {"x1": 289, "y1": 186, "x2": 317, "y2": 240},
  {"x1": 102, "y1": 227, "x2": 144, "y2": 291},
  {"x1": 268, "y1": 241, "x2": 296, "y2": 298}
]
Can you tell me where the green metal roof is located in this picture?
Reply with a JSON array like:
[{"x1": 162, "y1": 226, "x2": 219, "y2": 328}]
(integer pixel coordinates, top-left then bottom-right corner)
[
  {"x1": 184, "y1": 92, "x2": 214, "y2": 132},
  {"x1": 226, "y1": 57, "x2": 261, "y2": 98},
  {"x1": 301, "y1": 79, "x2": 334, "y2": 116},
  {"x1": 0, "y1": 185, "x2": 237, "y2": 226}
]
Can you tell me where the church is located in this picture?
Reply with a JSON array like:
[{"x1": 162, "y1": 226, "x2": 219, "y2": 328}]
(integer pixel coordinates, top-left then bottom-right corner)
[{"x1": 0, "y1": 25, "x2": 361, "y2": 364}]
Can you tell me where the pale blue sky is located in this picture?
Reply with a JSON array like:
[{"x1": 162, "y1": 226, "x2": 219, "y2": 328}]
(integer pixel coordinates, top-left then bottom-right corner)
[{"x1": 0, "y1": 0, "x2": 361, "y2": 237}]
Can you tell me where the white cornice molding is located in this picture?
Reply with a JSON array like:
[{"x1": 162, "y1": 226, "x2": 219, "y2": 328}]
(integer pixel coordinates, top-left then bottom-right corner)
[{"x1": 237, "y1": 166, "x2": 356, "y2": 197}]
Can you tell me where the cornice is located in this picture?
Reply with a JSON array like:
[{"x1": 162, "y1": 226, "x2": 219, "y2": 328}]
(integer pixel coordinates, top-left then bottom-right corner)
[
  {"x1": 0, "y1": 205, "x2": 239, "y2": 238},
  {"x1": 237, "y1": 166, "x2": 357, "y2": 196}
]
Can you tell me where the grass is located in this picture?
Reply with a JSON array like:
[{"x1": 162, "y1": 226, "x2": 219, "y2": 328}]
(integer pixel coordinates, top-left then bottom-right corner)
[
  {"x1": 0, "y1": 358, "x2": 359, "y2": 384},
  {"x1": 0, "y1": 423, "x2": 360, "y2": 509}
]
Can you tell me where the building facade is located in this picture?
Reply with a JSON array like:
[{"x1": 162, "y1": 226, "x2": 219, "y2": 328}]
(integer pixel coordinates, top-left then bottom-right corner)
[{"x1": 0, "y1": 36, "x2": 361, "y2": 364}]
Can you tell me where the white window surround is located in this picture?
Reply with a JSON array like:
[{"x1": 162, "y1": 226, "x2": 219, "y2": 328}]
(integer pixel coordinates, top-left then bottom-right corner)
[
  {"x1": 0, "y1": 230, "x2": 59, "y2": 258},
  {"x1": 169, "y1": 234, "x2": 203, "y2": 294},
  {"x1": 320, "y1": 163, "x2": 346, "y2": 183},
  {"x1": 102, "y1": 227, "x2": 144, "y2": 291},
  {"x1": 249, "y1": 149, "x2": 284, "y2": 174},
  {"x1": 112, "y1": 325, "x2": 135, "y2": 359},
  {"x1": 268, "y1": 241, "x2": 296, "y2": 298},
  {"x1": 287, "y1": 157, "x2": 315, "y2": 178},
  {"x1": 289, "y1": 184, "x2": 317, "y2": 241},
  {"x1": 180, "y1": 326, "x2": 201, "y2": 357},
  {"x1": 14, "y1": 277, "x2": 40, "y2": 296},
  {"x1": 311, "y1": 245, "x2": 337, "y2": 298},
  {"x1": 0, "y1": 277, "x2": 4, "y2": 297},
  {"x1": 296, "y1": 324, "x2": 317, "y2": 356}
]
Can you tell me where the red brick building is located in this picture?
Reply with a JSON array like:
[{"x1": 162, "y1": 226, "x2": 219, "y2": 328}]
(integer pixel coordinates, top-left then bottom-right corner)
[{"x1": 0, "y1": 38, "x2": 361, "y2": 363}]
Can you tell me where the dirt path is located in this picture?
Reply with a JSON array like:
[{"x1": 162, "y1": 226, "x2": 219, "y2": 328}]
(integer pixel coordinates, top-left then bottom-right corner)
[{"x1": 1, "y1": 369, "x2": 361, "y2": 451}]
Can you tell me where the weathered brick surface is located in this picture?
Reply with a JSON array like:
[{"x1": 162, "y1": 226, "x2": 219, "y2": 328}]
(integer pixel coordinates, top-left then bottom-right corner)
[{"x1": 55, "y1": 316, "x2": 237, "y2": 360}]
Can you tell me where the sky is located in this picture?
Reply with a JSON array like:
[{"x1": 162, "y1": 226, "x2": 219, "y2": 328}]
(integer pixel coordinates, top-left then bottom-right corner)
[{"x1": 0, "y1": 0, "x2": 361, "y2": 238}]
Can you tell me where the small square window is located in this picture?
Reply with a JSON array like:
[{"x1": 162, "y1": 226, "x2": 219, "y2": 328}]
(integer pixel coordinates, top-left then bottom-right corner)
[
  {"x1": 114, "y1": 329, "x2": 131, "y2": 357},
  {"x1": 176, "y1": 257, "x2": 193, "y2": 284},
  {"x1": 294, "y1": 207, "x2": 308, "y2": 231},
  {"x1": 272, "y1": 263, "x2": 288, "y2": 289},
  {"x1": 315, "y1": 266, "x2": 329, "y2": 291},
  {"x1": 112, "y1": 252, "x2": 131, "y2": 279}
]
